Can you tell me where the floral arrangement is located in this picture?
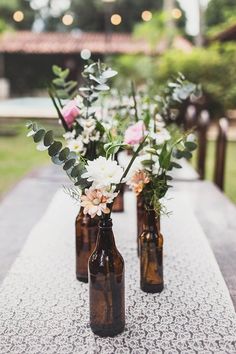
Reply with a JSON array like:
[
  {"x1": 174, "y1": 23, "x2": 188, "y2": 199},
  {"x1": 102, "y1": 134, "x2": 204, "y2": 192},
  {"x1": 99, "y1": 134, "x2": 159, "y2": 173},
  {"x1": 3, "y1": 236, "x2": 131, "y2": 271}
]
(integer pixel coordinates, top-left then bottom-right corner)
[
  {"x1": 26, "y1": 61, "x2": 147, "y2": 219},
  {"x1": 48, "y1": 62, "x2": 119, "y2": 161},
  {"x1": 27, "y1": 62, "x2": 198, "y2": 218},
  {"x1": 123, "y1": 76, "x2": 198, "y2": 214}
]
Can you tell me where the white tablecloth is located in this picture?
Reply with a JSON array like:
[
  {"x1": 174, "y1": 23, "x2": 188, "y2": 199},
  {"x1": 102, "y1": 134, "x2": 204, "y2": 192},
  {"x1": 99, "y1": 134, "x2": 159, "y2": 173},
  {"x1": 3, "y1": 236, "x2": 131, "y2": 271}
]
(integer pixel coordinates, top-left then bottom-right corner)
[{"x1": 0, "y1": 190, "x2": 236, "y2": 354}]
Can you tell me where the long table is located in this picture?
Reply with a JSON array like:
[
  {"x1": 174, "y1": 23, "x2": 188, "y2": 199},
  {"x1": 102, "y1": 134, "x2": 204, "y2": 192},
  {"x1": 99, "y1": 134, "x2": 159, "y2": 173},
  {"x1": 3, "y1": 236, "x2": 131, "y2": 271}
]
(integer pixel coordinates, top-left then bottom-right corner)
[{"x1": 0, "y1": 187, "x2": 236, "y2": 353}]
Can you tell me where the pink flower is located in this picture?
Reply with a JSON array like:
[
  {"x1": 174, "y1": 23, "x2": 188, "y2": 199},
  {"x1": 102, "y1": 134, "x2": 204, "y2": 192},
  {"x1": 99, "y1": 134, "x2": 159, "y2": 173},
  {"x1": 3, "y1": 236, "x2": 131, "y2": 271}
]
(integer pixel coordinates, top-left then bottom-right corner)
[
  {"x1": 124, "y1": 121, "x2": 145, "y2": 145},
  {"x1": 61, "y1": 99, "x2": 80, "y2": 128}
]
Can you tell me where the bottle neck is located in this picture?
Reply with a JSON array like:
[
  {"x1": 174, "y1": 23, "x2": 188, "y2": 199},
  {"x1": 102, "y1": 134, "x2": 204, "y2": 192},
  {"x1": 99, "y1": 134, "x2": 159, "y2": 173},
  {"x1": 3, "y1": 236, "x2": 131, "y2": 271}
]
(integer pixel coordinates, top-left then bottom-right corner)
[
  {"x1": 143, "y1": 208, "x2": 160, "y2": 233},
  {"x1": 96, "y1": 217, "x2": 116, "y2": 250}
]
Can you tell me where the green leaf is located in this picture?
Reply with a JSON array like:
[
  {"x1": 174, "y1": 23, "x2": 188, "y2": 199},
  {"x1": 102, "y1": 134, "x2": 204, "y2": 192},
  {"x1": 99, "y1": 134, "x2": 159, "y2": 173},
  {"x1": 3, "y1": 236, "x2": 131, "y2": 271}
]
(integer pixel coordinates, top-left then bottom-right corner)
[
  {"x1": 26, "y1": 121, "x2": 33, "y2": 129},
  {"x1": 71, "y1": 165, "x2": 81, "y2": 178},
  {"x1": 48, "y1": 141, "x2": 62, "y2": 157},
  {"x1": 44, "y1": 130, "x2": 54, "y2": 146},
  {"x1": 181, "y1": 150, "x2": 192, "y2": 160},
  {"x1": 53, "y1": 78, "x2": 65, "y2": 86},
  {"x1": 65, "y1": 81, "x2": 78, "y2": 91},
  {"x1": 60, "y1": 68, "x2": 70, "y2": 79},
  {"x1": 52, "y1": 65, "x2": 62, "y2": 76},
  {"x1": 27, "y1": 130, "x2": 35, "y2": 137},
  {"x1": 170, "y1": 161, "x2": 182, "y2": 169},
  {"x1": 63, "y1": 159, "x2": 76, "y2": 170},
  {"x1": 51, "y1": 155, "x2": 64, "y2": 165},
  {"x1": 184, "y1": 141, "x2": 197, "y2": 151},
  {"x1": 102, "y1": 70, "x2": 118, "y2": 79},
  {"x1": 67, "y1": 151, "x2": 77, "y2": 160},
  {"x1": 33, "y1": 129, "x2": 45, "y2": 143},
  {"x1": 59, "y1": 147, "x2": 70, "y2": 161},
  {"x1": 56, "y1": 89, "x2": 69, "y2": 100},
  {"x1": 142, "y1": 159, "x2": 155, "y2": 167},
  {"x1": 174, "y1": 150, "x2": 184, "y2": 159},
  {"x1": 95, "y1": 84, "x2": 110, "y2": 91}
]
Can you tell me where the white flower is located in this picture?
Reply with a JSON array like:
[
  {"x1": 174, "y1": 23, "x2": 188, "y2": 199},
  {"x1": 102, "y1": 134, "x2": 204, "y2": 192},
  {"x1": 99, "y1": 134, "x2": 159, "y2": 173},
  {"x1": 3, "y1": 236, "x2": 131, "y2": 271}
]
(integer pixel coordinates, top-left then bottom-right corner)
[
  {"x1": 67, "y1": 137, "x2": 84, "y2": 154},
  {"x1": 150, "y1": 128, "x2": 171, "y2": 145},
  {"x1": 63, "y1": 130, "x2": 76, "y2": 141},
  {"x1": 81, "y1": 156, "x2": 124, "y2": 188},
  {"x1": 80, "y1": 117, "x2": 97, "y2": 134}
]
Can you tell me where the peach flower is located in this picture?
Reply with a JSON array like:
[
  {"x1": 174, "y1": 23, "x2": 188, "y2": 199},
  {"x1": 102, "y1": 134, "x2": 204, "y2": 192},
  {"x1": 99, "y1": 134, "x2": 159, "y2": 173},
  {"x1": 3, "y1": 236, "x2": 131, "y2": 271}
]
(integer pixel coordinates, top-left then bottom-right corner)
[
  {"x1": 81, "y1": 187, "x2": 117, "y2": 218},
  {"x1": 127, "y1": 170, "x2": 150, "y2": 195}
]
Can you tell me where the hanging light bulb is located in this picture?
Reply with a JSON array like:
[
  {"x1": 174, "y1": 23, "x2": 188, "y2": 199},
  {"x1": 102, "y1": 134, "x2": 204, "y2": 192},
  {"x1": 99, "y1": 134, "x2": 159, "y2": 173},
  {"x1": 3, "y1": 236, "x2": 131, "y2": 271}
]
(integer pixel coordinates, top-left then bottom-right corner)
[
  {"x1": 141, "y1": 10, "x2": 152, "y2": 22},
  {"x1": 62, "y1": 14, "x2": 74, "y2": 26},
  {"x1": 13, "y1": 11, "x2": 24, "y2": 22},
  {"x1": 111, "y1": 14, "x2": 122, "y2": 25}
]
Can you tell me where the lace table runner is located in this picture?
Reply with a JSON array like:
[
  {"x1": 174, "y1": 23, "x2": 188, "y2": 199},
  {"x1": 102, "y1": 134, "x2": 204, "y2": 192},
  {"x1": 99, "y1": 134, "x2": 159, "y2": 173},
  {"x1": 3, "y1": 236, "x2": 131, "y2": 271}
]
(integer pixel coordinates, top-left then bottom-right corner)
[{"x1": 0, "y1": 190, "x2": 236, "y2": 354}]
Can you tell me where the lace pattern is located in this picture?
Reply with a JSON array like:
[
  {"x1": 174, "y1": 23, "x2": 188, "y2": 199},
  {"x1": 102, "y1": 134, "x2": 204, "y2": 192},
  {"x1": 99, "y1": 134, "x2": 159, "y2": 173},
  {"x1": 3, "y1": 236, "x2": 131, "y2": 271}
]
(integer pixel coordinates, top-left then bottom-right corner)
[{"x1": 0, "y1": 190, "x2": 236, "y2": 354}]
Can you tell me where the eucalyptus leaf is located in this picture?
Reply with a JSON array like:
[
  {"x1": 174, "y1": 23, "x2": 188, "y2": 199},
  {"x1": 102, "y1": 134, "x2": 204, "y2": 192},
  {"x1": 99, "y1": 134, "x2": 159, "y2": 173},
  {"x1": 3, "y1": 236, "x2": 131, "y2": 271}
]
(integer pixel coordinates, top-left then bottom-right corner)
[
  {"x1": 48, "y1": 141, "x2": 62, "y2": 157},
  {"x1": 33, "y1": 129, "x2": 45, "y2": 143},
  {"x1": 184, "y1": 141, "x2": 197, "y2": 151},
  {"x1": 95, "y1": 84, "x2": 110, "y2": 91},
  {"x1": 71, "y1": 165, "x2": 81, "y2": 178},
  {"x1": 44, "y1": 130, "x2": 54, "y2": 146},
  {"x1": 26, "y1": 121, "x2": 33, "y2": 129},
  {"x1": 27, "y1": 130, "x2": 35, "y2": 137},
  {"x1": 51, "y1": 155, "x2": 64, "y2": 165},
  {"x1": 181, "y1": 150, "x2": 192, "y2": 160},
  {"x1": 102, "y1": 70, "x2": 118, "y2": 79},
  {"x1": 63, "y1": 159, "x2": 76, "y2": 170},
  {"x1": 59, "y1": 147, "x2": 70, "y2": 161}
]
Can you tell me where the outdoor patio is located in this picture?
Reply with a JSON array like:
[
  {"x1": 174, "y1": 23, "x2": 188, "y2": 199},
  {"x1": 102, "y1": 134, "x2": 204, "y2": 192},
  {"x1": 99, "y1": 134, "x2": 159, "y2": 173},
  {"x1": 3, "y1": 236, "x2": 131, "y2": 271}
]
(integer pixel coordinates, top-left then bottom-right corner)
[{"x1": 0, "y1": 1, "x2": 236, "y2": 353}]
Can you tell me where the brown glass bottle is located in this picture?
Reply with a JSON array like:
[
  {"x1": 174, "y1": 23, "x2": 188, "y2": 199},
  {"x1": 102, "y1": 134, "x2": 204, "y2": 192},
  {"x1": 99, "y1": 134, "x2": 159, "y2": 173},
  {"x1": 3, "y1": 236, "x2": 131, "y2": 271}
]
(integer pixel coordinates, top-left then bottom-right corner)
[
  {"x1": 75, "y1": 209, "x2": 99, "y2": 283},
  {"x1": 112, "y1": 184, "x2": 124, "y2": 212},
  {"x1": 137, "y1": 194, "x2": 145, "y2": 257},
  {"x1": 139, "y1": 208, "x2": 164, "y2": 293},
  {"x1": 89, "y1": 217, "x2": 125, "y2": 337}
]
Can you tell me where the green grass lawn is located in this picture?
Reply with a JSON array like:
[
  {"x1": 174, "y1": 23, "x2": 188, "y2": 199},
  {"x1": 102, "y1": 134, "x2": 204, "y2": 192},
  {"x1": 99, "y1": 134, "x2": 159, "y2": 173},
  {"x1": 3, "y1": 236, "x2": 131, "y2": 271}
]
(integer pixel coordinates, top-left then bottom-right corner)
[
  {"x1": 192, "y1": 140, "x2": 236, "y2": 204},
  {"x1": 0, "y1": 123, "x2": 236, "y2": 204},
  {"x1": 0, "y1": 122, "x2": 63, "y2": 197}
]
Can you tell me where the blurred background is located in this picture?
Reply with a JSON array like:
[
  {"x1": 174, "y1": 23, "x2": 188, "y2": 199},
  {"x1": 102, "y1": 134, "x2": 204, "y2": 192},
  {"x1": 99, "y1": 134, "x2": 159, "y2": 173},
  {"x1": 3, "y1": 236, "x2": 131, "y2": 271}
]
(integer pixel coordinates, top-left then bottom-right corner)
[{"x1": 0, "y1": 0, "x2": 236, "y2": 203}]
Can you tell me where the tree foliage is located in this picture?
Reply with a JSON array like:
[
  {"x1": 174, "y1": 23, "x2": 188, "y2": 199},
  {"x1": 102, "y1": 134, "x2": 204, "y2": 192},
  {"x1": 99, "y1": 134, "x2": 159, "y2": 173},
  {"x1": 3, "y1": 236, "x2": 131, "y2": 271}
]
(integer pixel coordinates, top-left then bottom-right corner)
[{"x1": 206, "y1": 0, "x2": 236, "y2": 28}]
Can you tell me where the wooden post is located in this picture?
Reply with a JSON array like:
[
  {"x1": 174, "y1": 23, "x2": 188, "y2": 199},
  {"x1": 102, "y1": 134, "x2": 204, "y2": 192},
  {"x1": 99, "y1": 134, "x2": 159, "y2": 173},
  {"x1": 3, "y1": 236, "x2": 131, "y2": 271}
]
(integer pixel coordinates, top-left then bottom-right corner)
[
  {"x1": 214, "y1": 118, "x2": 229, "y2": 191},
  {"x1": 185, "y1": 105, "x2": 197, "y2": 131},
  {"x1": 197, "y1": 110, "x2": 210, "y2": 180}
]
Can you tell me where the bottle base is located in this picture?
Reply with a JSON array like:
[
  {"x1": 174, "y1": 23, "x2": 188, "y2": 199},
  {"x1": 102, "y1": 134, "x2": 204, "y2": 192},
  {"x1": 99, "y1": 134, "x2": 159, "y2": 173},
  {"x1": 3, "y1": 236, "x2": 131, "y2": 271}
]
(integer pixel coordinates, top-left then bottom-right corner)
[
  {"x1": 76, "y1": 275, "x2": 88, "y2": 283},
  {"x1": 90, "y1": 323, "x2": 125, "y2": 337},
  {"x1": 141, "y1": 282, "x2": 164, "y2": 293}
]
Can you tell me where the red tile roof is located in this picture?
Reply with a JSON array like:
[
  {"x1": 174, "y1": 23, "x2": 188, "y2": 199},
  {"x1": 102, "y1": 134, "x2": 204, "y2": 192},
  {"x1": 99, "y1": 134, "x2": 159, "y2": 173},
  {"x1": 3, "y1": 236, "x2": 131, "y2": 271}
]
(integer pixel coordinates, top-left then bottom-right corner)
[{"x1": 0, "y1": 31, "x2": 193, "y2": 55}]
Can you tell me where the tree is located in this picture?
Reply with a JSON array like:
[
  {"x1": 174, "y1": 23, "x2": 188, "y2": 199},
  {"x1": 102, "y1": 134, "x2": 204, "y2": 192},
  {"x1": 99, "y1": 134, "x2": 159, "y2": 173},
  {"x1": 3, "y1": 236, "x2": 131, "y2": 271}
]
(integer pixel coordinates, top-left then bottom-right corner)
[
  {"x1": 206, "y1": 0, "x2": 236, "y2": 28},
  {"x1": 0, "y1": 0, "x2": 34, "y2": 30},
  {"x1": 70, "y1": 0, "x2": 164, "y2": 33}
]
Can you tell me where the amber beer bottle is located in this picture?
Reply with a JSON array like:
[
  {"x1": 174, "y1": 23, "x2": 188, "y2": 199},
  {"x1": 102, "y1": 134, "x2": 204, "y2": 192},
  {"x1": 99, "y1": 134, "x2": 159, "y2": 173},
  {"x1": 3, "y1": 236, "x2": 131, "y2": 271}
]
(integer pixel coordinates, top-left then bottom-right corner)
[
  {"x1": 89, "y1": 217, "x2": 125, "y2": 337},
  {"x1": 139, "y1": 208, "x2": 164, "y2": 293},
  {"x1": 75, "y1": 210, "x2": 99, "y2": 283},
  {"x1": 136, "y1": 194, "x2": 145, "y2": 256}
]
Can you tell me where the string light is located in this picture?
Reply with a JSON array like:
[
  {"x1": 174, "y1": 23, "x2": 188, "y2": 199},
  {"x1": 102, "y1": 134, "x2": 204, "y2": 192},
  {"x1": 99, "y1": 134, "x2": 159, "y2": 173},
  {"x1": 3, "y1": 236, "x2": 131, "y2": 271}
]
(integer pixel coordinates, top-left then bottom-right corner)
[
  {"x1": 172, "y1": 8, "x2": 182, "y2": 20},
  {"x1": 81, "y1": 49, "x2": 91, "y2": 60},
  {"x1": 13, "y1": 11, "x2": 24, "y2": 22},
  {"x1": 62, "y1": 14, "x2": 74, "y2": 26},
  {"x1": 141, "y1": 10, "x2": 152, "y2": 22},
  {"x1": 111, "y1": 14, "x2": 122, "y2": 26}
]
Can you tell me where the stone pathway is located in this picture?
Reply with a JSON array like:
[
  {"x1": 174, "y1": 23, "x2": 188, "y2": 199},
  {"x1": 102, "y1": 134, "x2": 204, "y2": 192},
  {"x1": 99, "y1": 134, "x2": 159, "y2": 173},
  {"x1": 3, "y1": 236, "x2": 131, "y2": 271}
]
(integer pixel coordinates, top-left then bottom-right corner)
[{"x1": 0, "y1": 165, "x2": 67, "y2": 284}]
